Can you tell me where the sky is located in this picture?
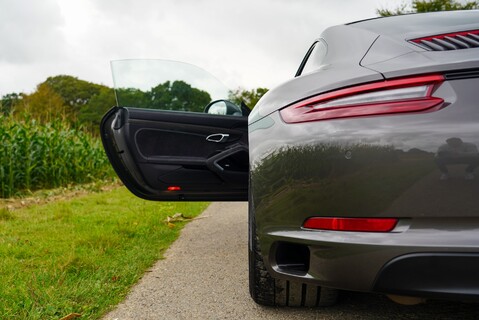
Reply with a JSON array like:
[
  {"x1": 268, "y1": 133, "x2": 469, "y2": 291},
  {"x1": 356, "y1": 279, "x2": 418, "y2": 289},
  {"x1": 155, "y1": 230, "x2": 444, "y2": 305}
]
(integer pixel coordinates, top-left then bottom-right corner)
[{"x1": 0, "y1": 0, "x2": 406, "y2": 97}]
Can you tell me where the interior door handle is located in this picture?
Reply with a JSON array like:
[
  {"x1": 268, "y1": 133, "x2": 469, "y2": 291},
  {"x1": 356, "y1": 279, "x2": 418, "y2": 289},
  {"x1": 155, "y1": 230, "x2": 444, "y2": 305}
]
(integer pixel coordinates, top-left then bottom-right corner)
[{"x1": 206, "y1": 133, "x2": 230, "y2": 143}]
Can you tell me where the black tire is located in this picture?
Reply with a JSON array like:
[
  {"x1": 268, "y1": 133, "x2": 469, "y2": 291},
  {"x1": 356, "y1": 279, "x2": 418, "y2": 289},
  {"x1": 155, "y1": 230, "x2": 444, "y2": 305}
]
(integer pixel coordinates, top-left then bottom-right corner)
[{"x1": 248, "y1": 195, "x2": 339, "y2": 307}]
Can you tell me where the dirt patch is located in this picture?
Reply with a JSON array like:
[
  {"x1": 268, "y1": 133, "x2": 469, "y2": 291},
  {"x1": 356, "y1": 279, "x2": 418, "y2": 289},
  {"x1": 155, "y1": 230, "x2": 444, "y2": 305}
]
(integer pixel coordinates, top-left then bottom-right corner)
[{"x1": 0, "y1": 180, "x2": 122, "y2": 211}]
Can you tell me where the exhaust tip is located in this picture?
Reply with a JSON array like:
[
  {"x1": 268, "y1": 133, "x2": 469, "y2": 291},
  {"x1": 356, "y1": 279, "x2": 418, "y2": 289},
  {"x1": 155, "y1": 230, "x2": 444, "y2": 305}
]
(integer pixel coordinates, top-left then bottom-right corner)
[{"x1": 387, "y1": 294, "x2": 427, "y2": 305}]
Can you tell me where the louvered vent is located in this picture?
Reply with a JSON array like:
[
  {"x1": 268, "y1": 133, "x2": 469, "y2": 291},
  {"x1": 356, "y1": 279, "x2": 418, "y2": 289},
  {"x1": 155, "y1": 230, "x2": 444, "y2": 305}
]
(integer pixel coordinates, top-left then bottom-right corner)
[{"x1": 410, "y1": 30, "x2": 479, "y2": 51}]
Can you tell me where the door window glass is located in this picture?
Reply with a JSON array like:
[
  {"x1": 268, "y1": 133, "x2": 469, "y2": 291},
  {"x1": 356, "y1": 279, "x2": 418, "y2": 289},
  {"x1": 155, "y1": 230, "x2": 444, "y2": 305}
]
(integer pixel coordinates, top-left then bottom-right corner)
[{"x1": 111, "y1": 60, "x2": 243, "y2": 116}]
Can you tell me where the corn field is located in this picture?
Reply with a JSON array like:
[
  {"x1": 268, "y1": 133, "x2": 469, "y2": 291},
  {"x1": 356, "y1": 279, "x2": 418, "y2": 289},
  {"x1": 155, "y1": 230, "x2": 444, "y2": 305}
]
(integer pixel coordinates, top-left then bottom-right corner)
[{"x1": 0, "y1": 115, "x2": 113, "y2": 198}]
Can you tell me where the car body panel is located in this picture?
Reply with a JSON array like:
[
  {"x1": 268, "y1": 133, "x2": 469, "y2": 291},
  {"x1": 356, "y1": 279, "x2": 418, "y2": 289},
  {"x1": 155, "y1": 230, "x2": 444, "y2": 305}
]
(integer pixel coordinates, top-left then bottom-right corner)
[
  {"x1": 363, "y1": 49, "x2": 479, "y2": 79},
  {"x1": 249, "y1": 12, "x2": 479, "y2": 296},
  {"x1": 250, "y1": 73, "x2": 479, "y2": 296},
  {"x1": 251, "y1": 25, "x2": 383, "y2": 120},
  {"x1": 348, "y1": 10, "x2": 479, "y2": 40}
]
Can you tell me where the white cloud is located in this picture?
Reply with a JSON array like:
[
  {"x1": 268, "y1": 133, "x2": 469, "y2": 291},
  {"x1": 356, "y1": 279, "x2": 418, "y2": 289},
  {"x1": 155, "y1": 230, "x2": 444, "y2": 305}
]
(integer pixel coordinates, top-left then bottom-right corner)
[
  {"x1": 0, "y1": 0, "x2": 66, "y2": 64},
  {"x1": 0, "y1": 0, "x2": 405, "y2": 96}
]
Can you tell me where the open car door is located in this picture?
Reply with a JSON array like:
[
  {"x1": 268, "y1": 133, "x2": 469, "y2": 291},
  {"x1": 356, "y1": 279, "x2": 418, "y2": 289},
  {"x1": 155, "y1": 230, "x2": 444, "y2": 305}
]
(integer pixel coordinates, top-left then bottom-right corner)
[{"x1": 100, "y1": 60, "x2": 248, "y2": 201}]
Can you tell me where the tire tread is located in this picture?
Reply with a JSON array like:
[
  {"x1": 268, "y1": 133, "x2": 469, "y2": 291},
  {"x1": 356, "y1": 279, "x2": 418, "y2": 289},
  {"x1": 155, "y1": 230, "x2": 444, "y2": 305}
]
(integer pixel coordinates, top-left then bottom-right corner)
[{"x1": 249, "y1": 221, "x2": 339, "y2": 307}]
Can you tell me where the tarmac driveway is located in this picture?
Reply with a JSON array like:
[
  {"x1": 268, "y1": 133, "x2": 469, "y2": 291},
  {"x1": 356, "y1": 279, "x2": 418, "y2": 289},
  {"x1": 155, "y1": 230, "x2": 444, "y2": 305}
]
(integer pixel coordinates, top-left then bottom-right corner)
[{"x1": 104, "y1": 202, "x2": 478, "y2": 319}]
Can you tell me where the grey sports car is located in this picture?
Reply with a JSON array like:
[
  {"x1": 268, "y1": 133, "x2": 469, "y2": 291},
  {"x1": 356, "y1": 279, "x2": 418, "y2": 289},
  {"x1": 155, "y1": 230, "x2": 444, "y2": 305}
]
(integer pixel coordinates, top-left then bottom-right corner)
[{"x1": 101, "y1": 10, "x2": 479, "y2": 307}]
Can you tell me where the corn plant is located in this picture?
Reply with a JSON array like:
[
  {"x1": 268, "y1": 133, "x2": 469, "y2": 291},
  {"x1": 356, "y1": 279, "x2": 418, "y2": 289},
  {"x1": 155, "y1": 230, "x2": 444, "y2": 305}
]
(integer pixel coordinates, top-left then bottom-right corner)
[{"x1": 0, "y1": 114, "x2": 113, "y2": 198}]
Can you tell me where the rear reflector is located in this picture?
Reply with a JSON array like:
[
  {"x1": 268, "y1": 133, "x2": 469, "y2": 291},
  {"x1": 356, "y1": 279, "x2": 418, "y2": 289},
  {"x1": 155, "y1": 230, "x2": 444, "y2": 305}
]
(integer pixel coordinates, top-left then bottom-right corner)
[
  {"x1": 167, "y1": 186, "x2": 181, "y2": 191},
  {"x1": 303, "y1": 217, "x2": 398, "y2": 232},
  {"x1": 280, "y1": 74, "x2": 444, "y2": 123}
]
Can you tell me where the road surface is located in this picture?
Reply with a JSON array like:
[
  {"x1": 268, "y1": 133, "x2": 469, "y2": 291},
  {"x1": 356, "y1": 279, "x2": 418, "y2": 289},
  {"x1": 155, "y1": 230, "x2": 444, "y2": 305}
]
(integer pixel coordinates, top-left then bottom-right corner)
[{"x1": 104, "y1": 202, "x2": 478, "y2": 319}]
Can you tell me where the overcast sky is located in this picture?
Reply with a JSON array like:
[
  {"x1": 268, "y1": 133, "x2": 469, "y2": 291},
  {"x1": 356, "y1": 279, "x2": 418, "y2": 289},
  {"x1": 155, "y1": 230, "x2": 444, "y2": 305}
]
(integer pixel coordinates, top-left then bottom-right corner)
[{"x1": 0, "y1": 0, "x2": 406, "y2": 96}]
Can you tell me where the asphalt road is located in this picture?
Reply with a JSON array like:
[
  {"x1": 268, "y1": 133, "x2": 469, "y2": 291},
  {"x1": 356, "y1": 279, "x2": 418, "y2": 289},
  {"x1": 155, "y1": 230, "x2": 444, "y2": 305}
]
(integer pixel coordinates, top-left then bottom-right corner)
[{"x1": 104, "y1": 202, "x2": 479, "y2": 320}]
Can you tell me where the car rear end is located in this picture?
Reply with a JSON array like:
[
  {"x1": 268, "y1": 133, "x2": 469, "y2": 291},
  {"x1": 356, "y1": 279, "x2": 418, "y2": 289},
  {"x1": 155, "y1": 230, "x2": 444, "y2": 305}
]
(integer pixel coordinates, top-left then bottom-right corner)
[{"x1": 249, "y1": 11, "x2": 479, "y2": 301}]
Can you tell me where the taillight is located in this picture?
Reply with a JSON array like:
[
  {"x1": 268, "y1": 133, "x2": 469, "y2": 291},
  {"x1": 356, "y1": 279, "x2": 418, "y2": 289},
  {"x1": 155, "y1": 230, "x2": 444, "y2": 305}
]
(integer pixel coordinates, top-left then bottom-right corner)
[
  {"x1": 280, "y1": 74, "x2": 444, "y2": 123},
  {"x1": 303, "y1": 217, "x2": 398, "y2": 232},
  {"x1": 167, "y1": 186, "x2": 181, "y2": 191}
]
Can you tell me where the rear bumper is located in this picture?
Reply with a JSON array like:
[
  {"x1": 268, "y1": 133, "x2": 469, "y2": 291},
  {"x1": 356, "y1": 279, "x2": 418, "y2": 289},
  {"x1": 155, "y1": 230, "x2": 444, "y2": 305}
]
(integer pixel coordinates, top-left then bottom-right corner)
[
  {"x1": 264, "y1": 219, "x2": 479, "y2": 300},
  {"x1": 374, "y1": 253, "x2": 479, "y2": 301}
]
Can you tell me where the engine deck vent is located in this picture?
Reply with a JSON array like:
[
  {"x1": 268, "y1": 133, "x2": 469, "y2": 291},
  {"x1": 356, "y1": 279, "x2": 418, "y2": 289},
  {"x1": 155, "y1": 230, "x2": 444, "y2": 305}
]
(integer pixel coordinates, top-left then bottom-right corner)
[{"x1": 410, "y1": 30, "x2": 479, "y2": 51}]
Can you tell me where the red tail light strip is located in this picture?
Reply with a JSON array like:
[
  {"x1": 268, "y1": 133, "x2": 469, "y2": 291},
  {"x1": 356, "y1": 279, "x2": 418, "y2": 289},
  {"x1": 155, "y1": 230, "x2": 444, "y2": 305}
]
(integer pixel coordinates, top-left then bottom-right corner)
[
  {"x1": 303, "y1": 217, "x2": 398, "y2": 232},
  {"x1": 280, "y1": 74, "x2": 445, "y2": 123}
]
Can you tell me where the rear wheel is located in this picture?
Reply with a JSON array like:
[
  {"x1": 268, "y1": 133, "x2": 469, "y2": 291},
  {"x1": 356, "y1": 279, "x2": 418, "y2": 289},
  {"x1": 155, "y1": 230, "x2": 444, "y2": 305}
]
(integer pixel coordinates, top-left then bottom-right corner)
[{"x1": 248, "y1": 196, "x2": 339, "y2": 307}]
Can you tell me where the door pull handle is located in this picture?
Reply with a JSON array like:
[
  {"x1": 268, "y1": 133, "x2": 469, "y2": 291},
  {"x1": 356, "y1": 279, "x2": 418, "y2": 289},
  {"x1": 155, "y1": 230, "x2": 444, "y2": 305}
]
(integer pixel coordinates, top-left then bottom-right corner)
[{"x1": 206, "y1": 133, "x2": 230, "y2": 143}]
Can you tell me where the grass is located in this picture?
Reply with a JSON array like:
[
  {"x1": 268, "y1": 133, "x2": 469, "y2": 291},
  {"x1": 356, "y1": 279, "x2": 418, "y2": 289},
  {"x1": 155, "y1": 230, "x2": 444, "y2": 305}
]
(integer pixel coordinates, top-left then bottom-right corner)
[{"x1": 0, "y1": 186, "x2": 209, "y2": 319}]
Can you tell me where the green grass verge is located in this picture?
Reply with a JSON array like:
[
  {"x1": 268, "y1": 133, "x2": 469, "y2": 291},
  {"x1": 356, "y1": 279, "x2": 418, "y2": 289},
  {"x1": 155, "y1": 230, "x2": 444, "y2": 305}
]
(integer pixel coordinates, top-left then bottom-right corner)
[{"x1": 0, "y1": 187, "x2": 209, "y2": 319}]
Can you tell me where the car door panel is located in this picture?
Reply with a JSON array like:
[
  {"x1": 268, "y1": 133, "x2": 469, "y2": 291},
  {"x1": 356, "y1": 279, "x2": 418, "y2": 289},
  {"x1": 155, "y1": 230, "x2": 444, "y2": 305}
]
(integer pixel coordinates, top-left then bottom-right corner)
[{"x1": 101, "y1": 106, "x2": 248, "y2": 201}]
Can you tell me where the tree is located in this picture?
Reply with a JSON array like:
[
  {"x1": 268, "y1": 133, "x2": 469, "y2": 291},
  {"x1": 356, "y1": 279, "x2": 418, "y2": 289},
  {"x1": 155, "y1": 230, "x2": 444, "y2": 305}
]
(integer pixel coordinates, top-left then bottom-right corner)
[
  {"x1": 115, "y1": 87, "x2": 150, "y2": 109},
  {"x1": 14, "y1": 75, "x2": 114, "y2": 132},
  {"x1": 1, "y1": 93, "x2": 23, "y2": 115},
  {"x1": 44, "y1": 75, "x2": 110, "y2": 127},
  {"x1": 167, "y1": 80, "x2": 211, "y2": 112},
  {"x1": 377, "y1": 0, "x2": 479, "y2": 16},
  {"x1": 228, "y1": 87, "x2": 268, "y2": 109},
  {"x1": 116, "y1": 80, "x2": 212, "y2": 113},
  {"x1": 5, "y1": 75, "x2": 214, "y2": 134},
  {"x1": 13, "y1": 83, "x2": 67, "y2": 122},
  {"x1": 44, "y1": 75, "x2": 104, "y2": 109},
  {"x1": 78, "y1": 87, "x2": 116, "y2": 134}
]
